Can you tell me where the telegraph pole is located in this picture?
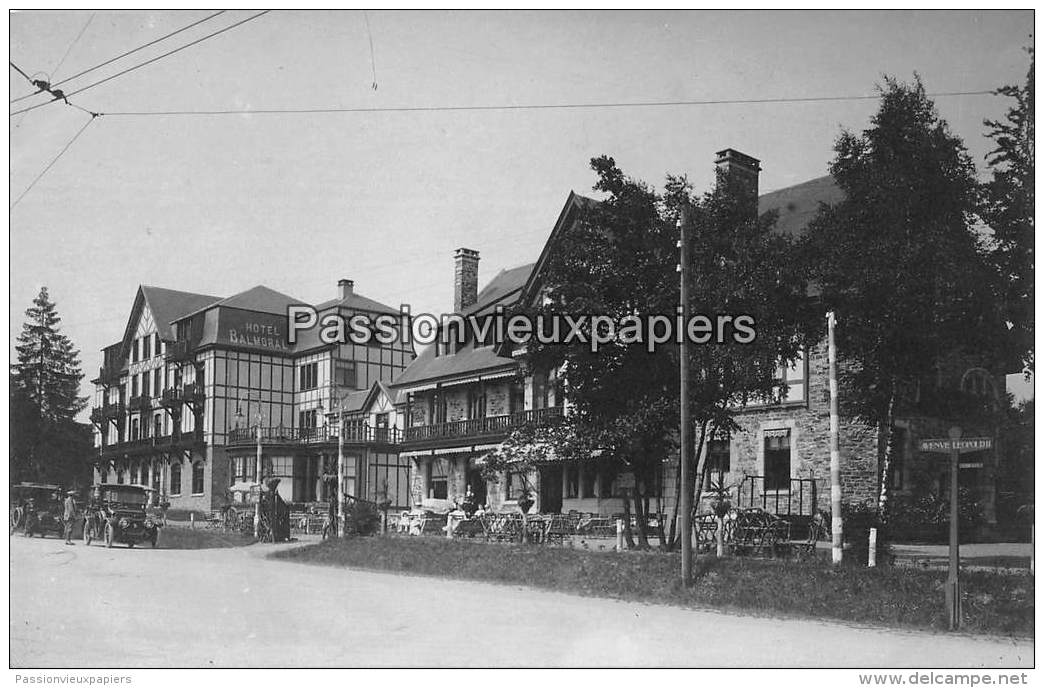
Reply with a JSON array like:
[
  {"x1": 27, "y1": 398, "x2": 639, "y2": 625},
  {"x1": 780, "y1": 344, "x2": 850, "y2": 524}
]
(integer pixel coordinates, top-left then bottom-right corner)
[
  {"x1": 827, "y1": 311, "x2": 843, "y2": 564},
  {"x1": 678, "y1": 206, "x2": 693, "y2": 583}
]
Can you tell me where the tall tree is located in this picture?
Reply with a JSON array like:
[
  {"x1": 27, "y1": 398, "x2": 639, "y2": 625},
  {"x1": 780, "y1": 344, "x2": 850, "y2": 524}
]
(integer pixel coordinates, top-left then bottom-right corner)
[
  {"x1": 11, "y1": 287, "x2": 91, "y2": 485},
  {"x1": 804, "y1": 76, "x2": 1001, "y2": 521},
  {"x1": 983, "y1": 47, "x2": 1034, "y2": 372},
  {"x1": 486, "y1": 156, "x2": 816, "y2": 550}
]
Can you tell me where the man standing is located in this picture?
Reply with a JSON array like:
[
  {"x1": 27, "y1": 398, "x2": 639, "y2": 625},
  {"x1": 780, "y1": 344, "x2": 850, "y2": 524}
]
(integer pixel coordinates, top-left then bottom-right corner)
[{"x1": 63, "y1": 490, "x2": 77, "y2": 545}]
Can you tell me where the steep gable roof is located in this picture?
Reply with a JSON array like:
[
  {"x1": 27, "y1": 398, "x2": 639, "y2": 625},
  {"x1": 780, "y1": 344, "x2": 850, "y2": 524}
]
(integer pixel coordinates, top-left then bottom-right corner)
[
  {"x1": 138, "y1": 286, "x2": 222, "y2": 341},
  {"x1": 184, "y1": 285, "x2": 306, "y2": 319},
  {"x1": 463, "y1": 263, "x2": 536, "y2": 316},
  {"x1": 315, "y1": 291, "x2": 400, "y2": 316},
  {"x1": 758, "y1": 175, "x2": 843, "y2": 237}
]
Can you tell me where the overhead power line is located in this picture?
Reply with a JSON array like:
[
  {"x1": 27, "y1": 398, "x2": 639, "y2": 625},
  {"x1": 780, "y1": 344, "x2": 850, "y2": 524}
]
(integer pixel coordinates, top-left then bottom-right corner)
[
  {"x1": 10, "y1": 10, "x2": 227, "y2": 105},
  {"x1": 94, "y1": 89, "x2": 996, "y2": 118},
  {"x1": 51, "y1": 12, "x2": 96, "y2": 81},
  {"x1": 9, "y1": 10, "x2": 270, "y2": 118},
  {"x1": 10, "y1": 115, "x2": 97, "y2": 210}
]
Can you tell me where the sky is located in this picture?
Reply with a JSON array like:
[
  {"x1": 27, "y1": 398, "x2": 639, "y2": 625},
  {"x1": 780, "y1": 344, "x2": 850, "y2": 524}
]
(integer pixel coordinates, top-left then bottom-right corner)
[{"x1": 8, "y1": 10, "x2": 1034, "y2": 412}]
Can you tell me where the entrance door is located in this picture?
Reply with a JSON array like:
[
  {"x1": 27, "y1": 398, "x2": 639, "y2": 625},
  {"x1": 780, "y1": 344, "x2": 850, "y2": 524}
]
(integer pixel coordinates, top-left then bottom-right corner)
[
  {"x1": 465, "y1": 464, "x2": 488, "y2": 507},
  {"x1": 540, "y1": 465, "x2": 563, "y2": 514}
]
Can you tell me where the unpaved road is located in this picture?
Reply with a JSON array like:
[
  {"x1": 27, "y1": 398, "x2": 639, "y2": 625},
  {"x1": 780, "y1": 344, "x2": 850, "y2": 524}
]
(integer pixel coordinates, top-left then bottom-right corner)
[{"x1": 9, "y1": 533, "x2": 1033, "y2": 668}]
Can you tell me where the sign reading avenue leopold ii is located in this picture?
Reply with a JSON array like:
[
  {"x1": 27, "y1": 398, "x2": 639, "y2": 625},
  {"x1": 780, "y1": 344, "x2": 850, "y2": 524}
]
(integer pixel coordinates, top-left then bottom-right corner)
[{"x1": 919, "y1": 437, "x2": 993, "y2": 453}]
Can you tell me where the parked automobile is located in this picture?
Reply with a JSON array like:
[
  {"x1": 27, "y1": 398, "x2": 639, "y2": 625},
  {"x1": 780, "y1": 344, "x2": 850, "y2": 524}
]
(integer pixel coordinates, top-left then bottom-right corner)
[
  {"x1": 9, "y1": 483, "x2": 65, "y2": 537},
  {"x1": 82, "y1": 484, "x2": 159, "y2": 548}
]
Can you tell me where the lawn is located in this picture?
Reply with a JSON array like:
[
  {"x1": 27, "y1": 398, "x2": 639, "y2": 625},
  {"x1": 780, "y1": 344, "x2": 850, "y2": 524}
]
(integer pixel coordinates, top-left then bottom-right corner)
[
  {"x1": 156, "y1": 524, "x2": 256, "y2": 549},
  {"x1": 273, "y1": 535, "x2": 1033, "y2": 637}
]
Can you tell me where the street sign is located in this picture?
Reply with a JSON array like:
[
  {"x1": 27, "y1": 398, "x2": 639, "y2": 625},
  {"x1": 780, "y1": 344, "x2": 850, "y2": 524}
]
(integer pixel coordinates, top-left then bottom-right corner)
[
  {"x1": 959, "y1": 462, "x2": 984, "y2": 470},
  {"x1": 919, "y1": 437, "x2": 993, "y2": 453}
]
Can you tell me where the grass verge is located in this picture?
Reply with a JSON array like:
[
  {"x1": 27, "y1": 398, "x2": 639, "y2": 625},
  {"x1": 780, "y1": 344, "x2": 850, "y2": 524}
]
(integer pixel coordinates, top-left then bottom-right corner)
[
  {"x1": 272, "y1": 536, "x2": 1032, "y2": 637},
  {"x1": 157, "y1": 525, "x2": 256, "y2": 549}
]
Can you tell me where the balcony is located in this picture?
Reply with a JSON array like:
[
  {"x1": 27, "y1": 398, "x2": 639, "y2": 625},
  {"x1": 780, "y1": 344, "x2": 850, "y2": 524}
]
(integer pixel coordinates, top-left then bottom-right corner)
[
  {"x1": 96, "y1": 364, "x2": 122, "y2": 385},
  {"x1": 183, "y1": 383, "x2": 205, "y2": 402},
  {"x1": 226, "y1": 424, "x2": 402, "y2": 447},
  {"x1": 128, "y1": 395, "x2": 152, "y2": 413},
  {"x1": 91, "y1": 403, "x2": 126, "y2": 423},
  {"x1": 98, "y1": 434, "x2": 187, "y2": 458},
  {"x1": 164, "y1": 340, "x2": 193, "y2": 363},
  {"x1": 403, "y1": 406, "x2": 564, "y2": 447}
]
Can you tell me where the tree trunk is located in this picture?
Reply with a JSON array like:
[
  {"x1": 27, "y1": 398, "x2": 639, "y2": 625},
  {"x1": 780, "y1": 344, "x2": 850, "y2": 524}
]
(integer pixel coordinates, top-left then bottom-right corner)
[
  {"x1": 876, "y1": 378, "x2": 898, "y2": 525},
  {"x1": 665, "y1": 452, "x2": 683, "y2": 551},
  {"x1": 621, "y1": 491, "x2": 636, "y2": 549},
  {"x1": 633, "y1": 480, "x2": 649, "y2": 550}
]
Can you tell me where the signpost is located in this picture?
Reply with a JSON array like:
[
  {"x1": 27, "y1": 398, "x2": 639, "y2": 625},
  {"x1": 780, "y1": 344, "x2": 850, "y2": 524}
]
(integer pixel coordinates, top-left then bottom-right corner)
[{"x1": 918, "y1": 427, "x2": 993, "y2": 631}]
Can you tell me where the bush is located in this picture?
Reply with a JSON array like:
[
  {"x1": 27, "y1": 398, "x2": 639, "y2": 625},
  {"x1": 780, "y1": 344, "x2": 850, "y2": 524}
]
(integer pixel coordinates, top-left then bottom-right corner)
[
  {"x1": 344, "y1": 499, "x2": 380, "y2": 536},
  {"x1": 888, "y1": 489, "x2": 984, "y2": 542},
  {"x1": 843, "y1": 501, "x2": 892, "y2": 565}
]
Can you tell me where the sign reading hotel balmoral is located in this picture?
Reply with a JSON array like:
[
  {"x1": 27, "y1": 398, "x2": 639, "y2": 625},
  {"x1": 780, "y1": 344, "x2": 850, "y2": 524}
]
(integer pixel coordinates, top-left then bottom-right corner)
[{"x1": 217, "y1": 309, "x2": 291, "y2": 353}]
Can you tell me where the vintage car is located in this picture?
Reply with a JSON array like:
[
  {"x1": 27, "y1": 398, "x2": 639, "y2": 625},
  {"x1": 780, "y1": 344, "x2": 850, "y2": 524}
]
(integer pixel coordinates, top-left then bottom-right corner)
[
  {"x1": 82, "y1": 484, "x2": 159, "y2": 548},
  {"x1": 10, "y1": 483, "x2": 65, "y2": 537}
]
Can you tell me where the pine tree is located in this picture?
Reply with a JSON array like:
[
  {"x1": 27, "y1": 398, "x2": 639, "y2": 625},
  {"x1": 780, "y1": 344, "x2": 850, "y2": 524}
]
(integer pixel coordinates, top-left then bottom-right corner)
[{"x1": 11, "y1": 287, "x2": 91, "y2": 485}]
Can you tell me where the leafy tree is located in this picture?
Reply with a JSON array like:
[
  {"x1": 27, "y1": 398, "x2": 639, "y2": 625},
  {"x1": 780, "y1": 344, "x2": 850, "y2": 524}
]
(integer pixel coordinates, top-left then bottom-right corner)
[
  {"x1": 10, "y1": 287, "x2": 92, "y2": 486},
  {"x1": 486, "y1": 156, "x2": 816, "y2": 550},
  {"x1": 983, "y1": 47, "x2": 1034, "y2": 372},
  {"x1": 804, "y1": 76, "x2": 1003, "y2": 522}
]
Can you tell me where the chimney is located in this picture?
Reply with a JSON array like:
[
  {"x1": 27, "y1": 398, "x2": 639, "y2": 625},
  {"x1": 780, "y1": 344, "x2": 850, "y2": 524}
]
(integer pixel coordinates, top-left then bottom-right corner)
[
  {"x1": 454, "y1": 248, "x2": 480, "y2": 313},
  {"x1": 714, "y1": 148, "x2": 761, "y2": 213},
  {"x1": 338, "y1": 278, "x2": 354, "y2": 301}
]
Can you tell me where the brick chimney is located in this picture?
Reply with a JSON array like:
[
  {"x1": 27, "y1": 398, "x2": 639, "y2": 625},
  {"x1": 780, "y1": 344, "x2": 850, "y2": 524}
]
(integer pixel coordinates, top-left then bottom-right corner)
[
  {"x1": 714, "y1": 148, "x2": 761, "y2": 213},
  {"x1": 338, "y1": 278, "x2": 354, "y2": 301},
  {"x1": 454, "y1": 248, "x2": 480, "y2": 313}
]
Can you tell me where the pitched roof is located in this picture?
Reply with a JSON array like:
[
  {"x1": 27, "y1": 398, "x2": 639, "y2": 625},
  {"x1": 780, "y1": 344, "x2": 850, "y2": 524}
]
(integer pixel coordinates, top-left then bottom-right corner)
[
  {"x1": 758, "y1": 175, "x2": 843, "y2": 237},
  {"x1": 463, "y1": 263, "x2": 536, "y2": 316},
  {"x1": 391, "y1": 340, "x2": 516, "y2": 388},
  {"x1": 315, "y1": 291, "x2": 400, "y2": 316},
  {"x1": 138, "y1": 286, "x2": 221, "y2": 341},
  {"x1": 202, "y1": 285, "x2": 306, "y2": 316}
]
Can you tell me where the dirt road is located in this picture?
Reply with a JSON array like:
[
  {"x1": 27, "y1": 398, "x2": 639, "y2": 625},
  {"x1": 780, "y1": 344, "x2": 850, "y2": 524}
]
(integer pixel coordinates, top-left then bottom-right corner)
[{"x1": 8, "y1": 533, "x2": 1032, "y2": 668}]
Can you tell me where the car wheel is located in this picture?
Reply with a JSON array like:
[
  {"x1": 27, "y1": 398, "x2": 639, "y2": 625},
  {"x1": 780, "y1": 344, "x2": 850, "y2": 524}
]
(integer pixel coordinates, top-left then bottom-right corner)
[
  {"x1": 149, "y1": 533, "x2": 158, "y2": 549},
  {"x1": 104, "y1": 523, "x2": 114, "y2": 548},
  {"x1": 83, "y1": 522, "x2": 93, "y2": 546}
]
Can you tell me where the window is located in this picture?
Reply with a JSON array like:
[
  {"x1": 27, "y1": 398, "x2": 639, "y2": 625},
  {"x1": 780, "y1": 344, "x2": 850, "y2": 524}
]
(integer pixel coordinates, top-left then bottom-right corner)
[
  {"x1": 429, "y1": 460, "x2": 448, "y2": 500},
  {"x1": 776, "y1": 352, "x2": 807, "y2": 404},
  {"x1": 764, "y1": 429, "x2": 791, "y2": 491},
  {"x1": 132, "y1": 339, "x2": 139, "y2": 363},
  {"x1": 581, "y1": 465, "x2": 596, "y2": 498},
  {"x1": 427, "y1": 392, "x2": 446, "y2": 425},
  {"x1": 142, "y1": 336, "x2": 150, "y2": 360},
  {"x1": 131, "y1": 418, "x2": 140, "y2": 441},
  {"x1": 154, "y1": 414, "x2": 163, "y2": 439},
  {"x1": 335, "y1": 361, "x2": 357, "y2": 389},
  {"x1": 170, "y1": 462, "x2": 182, "y2": 495},
  {"x1": 152, "y1": 466, "x2": 161, "y2": 493},
  {"x1": 230, "y1": 456, "x2": 255, "y2": 485},
  {"x1": 532, "y1": 369, "x2": 550, "y2": 409},
  {"x1": 154, "y1": 369, "x2": 162, "y2": 396},
  {"x1": 705, "y1": 439, "x2": 731, "y2": 488},
  {"x1": 299, "y1": 362, "x2": 318, "y2": 391},
  {"x1": 141, "y1": 372, "x2": 150, "y2": 398},
  {"x1": 510, "y1": 386, "x2": 525, "y2": 414},
  {"x1": 468, "y1": 386, "x2": 487, "y2": 419},
  {"x1": 890, "y1": 428, "x2": 907, "y2": 491},
  {"x1": 100, "y1": 470, "x2": 107, "y2": 484},
  {"x1": 565, "y1": 464, "x2": 579, "y2": 498},
  {"x1": 299, "y1": 410, "x2": 318, "y2": 439},
  {"x1": 505, "y1": 471, "x2": 524, "y2": 500},
  {"x1": 192, "y1": 462, "x2": 205, "y2": 495},
  {"x1": 117, "y1": 470, "x2": 124, "y2": 485},
  {"x1": 130, "y1": 465, "x2": 138, "y2": 485},
  {"x1": 154, "y1": 333, "x2": 161, "y2": 357},
  {"x1": 131, "y1": 375, "x2": 139, "y2": 397}
]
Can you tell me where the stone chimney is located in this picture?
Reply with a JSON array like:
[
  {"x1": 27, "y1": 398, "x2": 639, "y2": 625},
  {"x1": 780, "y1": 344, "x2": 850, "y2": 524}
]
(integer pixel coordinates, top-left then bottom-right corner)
[
  {"x1": 338, "y1": 278, "x2": 354, "y2": 301},
  {"x1": 454, "y1": 248, "x2": 480, "y2": 313},
  {"x1": 714, "y1": 148, "x2": 761, "y2": 214}
]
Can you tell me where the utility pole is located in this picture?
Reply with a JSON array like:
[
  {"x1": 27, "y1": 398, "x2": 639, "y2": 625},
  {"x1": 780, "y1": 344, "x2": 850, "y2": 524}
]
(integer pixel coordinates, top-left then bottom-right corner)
[
  {"x1": 254, "y1": 404, "x2": 262, "y2": 540},
  {"x1": 678, "y1": 206, "x2": 693, "y2": 583},
  {"x1": 946, "y1": 425, "x2": 962, "y2": 630},
  {"x1": 337, "y1": 404, "x2": 345, "y2": 536},
  {"x1": 827, "y1": 311, "x2": 843, "y2": 564}
]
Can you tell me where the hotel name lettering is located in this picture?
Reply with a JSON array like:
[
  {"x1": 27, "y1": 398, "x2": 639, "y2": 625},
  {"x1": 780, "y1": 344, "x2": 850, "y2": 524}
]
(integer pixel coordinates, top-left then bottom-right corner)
[{"x1": 227, "y1": 321, "x2": 290, "y2": 352}]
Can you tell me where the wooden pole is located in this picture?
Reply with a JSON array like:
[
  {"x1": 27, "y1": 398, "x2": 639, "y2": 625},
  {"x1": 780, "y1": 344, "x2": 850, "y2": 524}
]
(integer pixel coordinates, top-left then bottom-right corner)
[
  {"x1": 678, "y1": 207, "x2": 693, "y2": 583},
  {"x1": 827, "y1": 311, "x2": 843, "y2": 564},
  {"x1": 946, "y1": 426, "x2": 962, "y2": 630}
]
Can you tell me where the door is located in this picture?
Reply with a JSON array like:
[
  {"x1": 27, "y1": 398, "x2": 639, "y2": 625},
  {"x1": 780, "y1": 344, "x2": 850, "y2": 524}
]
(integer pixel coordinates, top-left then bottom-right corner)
[{"x1": 539, "y1": 465, "x2": 563, "y2": 514}]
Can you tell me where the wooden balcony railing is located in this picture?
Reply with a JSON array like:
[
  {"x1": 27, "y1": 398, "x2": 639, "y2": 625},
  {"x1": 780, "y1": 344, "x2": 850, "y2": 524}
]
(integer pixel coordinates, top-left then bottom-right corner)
[
  {"x1": 165, "y1": 341, "x2": 193, "y2": 362},
  {"x1": 404, "y1": 406, "x2": 564, "y2": 444},
  {"x1": 128, "y1": 395, "x2": 152, "y2": 412},
  {"x1": 226, "y1": 424, "x2": 403, "y2": 446}
]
